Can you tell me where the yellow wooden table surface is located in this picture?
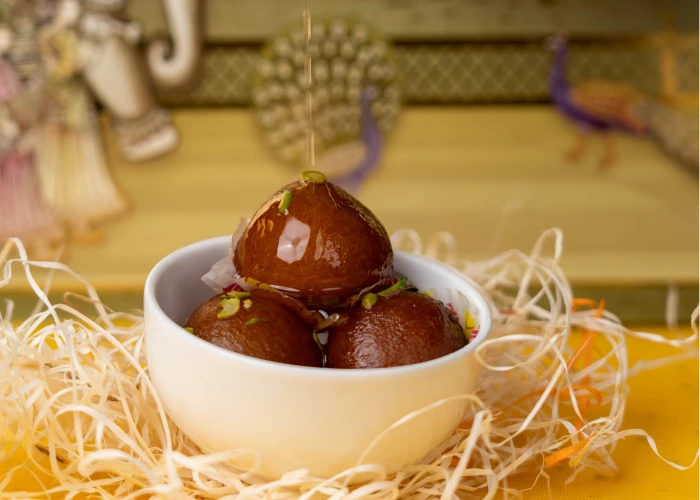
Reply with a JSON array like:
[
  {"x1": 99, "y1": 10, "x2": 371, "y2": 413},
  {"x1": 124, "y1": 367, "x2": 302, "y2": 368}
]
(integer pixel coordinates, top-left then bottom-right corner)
[
  {"x1": 1, "y1": 327, "x2": 697, "y2": 499},
  {"x1": 4, "y1": 106, "x2": 698, "y2": 294}
]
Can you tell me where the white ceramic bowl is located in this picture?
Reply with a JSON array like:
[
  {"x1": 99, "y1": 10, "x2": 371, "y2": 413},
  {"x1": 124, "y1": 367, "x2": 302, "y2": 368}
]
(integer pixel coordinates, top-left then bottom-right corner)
[{"x1": 145, "y1": 235, "x2": 491, "y2": 479}]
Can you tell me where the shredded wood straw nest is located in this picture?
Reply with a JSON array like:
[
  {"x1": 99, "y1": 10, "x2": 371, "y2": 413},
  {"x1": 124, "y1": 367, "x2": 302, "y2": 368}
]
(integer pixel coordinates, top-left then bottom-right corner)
[{"x1": 1, "y1": 230, "x2": 698, "y2": 499}]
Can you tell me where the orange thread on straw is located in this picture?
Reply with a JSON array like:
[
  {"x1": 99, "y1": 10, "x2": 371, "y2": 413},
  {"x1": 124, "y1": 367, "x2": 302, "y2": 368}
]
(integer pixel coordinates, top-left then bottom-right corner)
[
  {"x1": 570, "y1": 298, "x2": 598, "y2": 310},
  {"x1": 457, "y1": 299, "x2": 607, "y2": 470},
  {"x1": 543, "y1": 298, "x2": 606, "y2": 467},
  {"x1": 457, "y1": 384, "x2": 602, "y2": 430},
  {"x1": 568, "y1": 299, "x2": 605, "y2": 429},
  {"x1": 543, "y1": 437, "x2": 591, "y2": 468}
]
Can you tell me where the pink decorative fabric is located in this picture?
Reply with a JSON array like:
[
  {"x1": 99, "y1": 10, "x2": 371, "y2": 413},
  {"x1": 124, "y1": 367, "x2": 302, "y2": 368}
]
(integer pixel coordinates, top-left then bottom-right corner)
[{"x1": 0, "y1": 58, "x2": 63, "y2": 249}]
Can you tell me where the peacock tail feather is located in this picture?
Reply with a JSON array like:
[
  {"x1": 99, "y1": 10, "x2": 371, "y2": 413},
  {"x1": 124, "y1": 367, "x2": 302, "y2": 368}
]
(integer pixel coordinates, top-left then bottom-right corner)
[
  {"x1": 252, "y1": 17, "x2": 401, "y2": 168},
  {"x1": 634, "y1": 100, "x2": 699, "y2": 175},
  {"x1": 568, "y1": 81, "x2": 648, "y2": 134},
  {"x1": 311, "y1": 140, "x2": 367, "y2": 180}
]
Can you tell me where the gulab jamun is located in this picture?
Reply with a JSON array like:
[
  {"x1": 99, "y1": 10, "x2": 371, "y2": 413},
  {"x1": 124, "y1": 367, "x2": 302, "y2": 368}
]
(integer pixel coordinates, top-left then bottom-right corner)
[
  {"x1": 325, "y1": 290, "x2": 467, "y2": 369},
  {"x1": 233, "y1": 171, "x2": 393, "y2": 309},
  {"x1": 185, "y1": 290, "x2": 323, "y2": 367}
]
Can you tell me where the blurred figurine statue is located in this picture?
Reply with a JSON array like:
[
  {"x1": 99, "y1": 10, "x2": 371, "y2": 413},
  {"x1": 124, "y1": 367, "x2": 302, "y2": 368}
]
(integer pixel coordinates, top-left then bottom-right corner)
[
  {"x1": 0, "y1": 20, "x2": 64, "y2": 257},
  {"x1": 1, "y1": 0, "x2": 203, "y2": 251},
  {"x1": 80, "y1": 0, "x2": 202, "y2": 161},
  {"x1": 35, "y1": 0, "x2": 128, "y2": 240}
]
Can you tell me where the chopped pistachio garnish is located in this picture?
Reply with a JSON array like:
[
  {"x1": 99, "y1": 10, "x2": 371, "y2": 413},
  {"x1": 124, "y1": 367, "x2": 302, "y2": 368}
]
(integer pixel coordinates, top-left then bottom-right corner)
[
  {"x1": 217, "y1": 297, "x2": 241, "y2": 319},
  {"x1": 245, "y1": 317, "x2": 267, "y2": 326},
  {"x1": 302, "y1": 170, "x2": 327, "y2": 183},
  {"x1": 184, "y1": 327, "x2": 194, "y2": 334},
  {"x1": 226, "y1": 291, "x2": 251, "y2": 299},
  {"x1": 279, "y1": 189, "x2": 292, "y2": 214},
  {"x1": 377, "y1": 277, "x2": 408, "y2": 297},
  {"x1": 243, "y1": 298, "x2": 253, "y2": 309},
  {"x1": 361, "y1": 293, "x2": 378, "y2": 310}
]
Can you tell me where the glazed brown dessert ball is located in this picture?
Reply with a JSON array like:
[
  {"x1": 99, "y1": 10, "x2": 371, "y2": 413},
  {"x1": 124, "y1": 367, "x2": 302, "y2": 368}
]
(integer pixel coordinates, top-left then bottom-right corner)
[
  {"x1": 233, "y1": 171, "x2": 393, "y2": 309},
  {"x1": 185, "y1": 290, "x2": 322, "y2": 367},
  {"x1": 325, "y1": 290, "x2": 467, "y2": 369}
]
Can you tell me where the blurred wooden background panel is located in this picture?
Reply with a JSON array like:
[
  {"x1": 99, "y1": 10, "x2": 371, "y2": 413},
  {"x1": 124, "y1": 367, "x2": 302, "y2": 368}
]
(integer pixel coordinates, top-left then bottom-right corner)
[
  {"x1": 4, "y1": 1, "x2": 695, "y2": 324},
  {"x1": 4, "y1": 107, "x2": 697, "y2": 298},
  {"x1": 128, "y1": 0, "x2": 698, "y2": 107},
  {"x1": 128, "y1": 0, "x2": 699, "y2": 41}
]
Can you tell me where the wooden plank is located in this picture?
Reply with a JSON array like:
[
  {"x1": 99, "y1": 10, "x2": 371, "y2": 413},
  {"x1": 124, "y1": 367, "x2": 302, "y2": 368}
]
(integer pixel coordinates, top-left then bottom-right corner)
[
  {"x1": 127, "y1": 0, "x2": 699, "y2": 42},
  {"x1": 1, "y1": 106, "x2": 697, "y2": 296}
]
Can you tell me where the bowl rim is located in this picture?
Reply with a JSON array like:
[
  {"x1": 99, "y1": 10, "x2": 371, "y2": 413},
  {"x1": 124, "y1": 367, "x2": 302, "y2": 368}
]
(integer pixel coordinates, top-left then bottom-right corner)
[{"x1": 145, "y1": 235, "x2": 492, "y2": 378}]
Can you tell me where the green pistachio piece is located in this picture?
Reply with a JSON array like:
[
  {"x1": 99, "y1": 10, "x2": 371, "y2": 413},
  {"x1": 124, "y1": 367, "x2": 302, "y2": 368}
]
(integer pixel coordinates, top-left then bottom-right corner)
[
  {"x1": 377, "y1": 277, "x2": 408, "y2": 297},
  {"x1": 301, "y1": 170, "x2": 327, "y2": 183},
  {"x1": 226, "y1": 291, "x2": 251, "y2": 299},
  {"x1": 217, "y1": 297, "x2": 241, "y2": 319},
  {"x1": 279, "y1": 189, "x2": 292, "y2": 214},
  {"x1": 184, "y1": 327, "x2": 194, "y2": 334},
  {"x1": 243, "y1": 298, "x2": 253, "y2": 309},
  {"x1": 361, "y1": 293, "x2": 378, "y2": 310},
  {"x1": 245, "y1": 317, "x2": 268, "y2": 326}
]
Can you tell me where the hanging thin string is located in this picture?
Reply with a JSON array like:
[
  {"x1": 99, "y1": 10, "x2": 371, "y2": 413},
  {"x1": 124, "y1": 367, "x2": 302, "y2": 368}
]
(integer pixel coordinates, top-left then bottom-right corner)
[{"x1": 303, "y1": 2, "x2": 315, "y2": 169}]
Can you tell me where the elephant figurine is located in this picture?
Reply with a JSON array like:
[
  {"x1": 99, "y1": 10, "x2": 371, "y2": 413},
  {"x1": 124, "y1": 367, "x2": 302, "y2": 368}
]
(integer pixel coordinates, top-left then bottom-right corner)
[{"x1": 79, "y1": 0, "x2": 202, "y2": 162}]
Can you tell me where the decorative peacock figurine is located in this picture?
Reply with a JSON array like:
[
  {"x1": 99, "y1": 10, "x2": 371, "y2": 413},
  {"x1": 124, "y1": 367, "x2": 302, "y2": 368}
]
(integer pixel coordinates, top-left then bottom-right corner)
[
  {"x1": 252, "y1": 18, "x2": 401, "y2": 193},
  {"x1": 547, "y1": 32, "x2": 698, "y2": 173},
  {"x1": 311, "y1": 85, "x2": 382, "y2": 193}
]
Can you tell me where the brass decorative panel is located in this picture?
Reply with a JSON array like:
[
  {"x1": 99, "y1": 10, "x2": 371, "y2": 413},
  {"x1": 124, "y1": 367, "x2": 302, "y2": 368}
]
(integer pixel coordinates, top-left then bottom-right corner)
[
  {"x1": 159, "y1": 47, "x2": 258, "y2": 106},
  {"x1": 156, "y1": 42, "x2": 691, "y2": 106},
  {"x1": 396, "y1": 43, "x2": 662, "y2": 103}
]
